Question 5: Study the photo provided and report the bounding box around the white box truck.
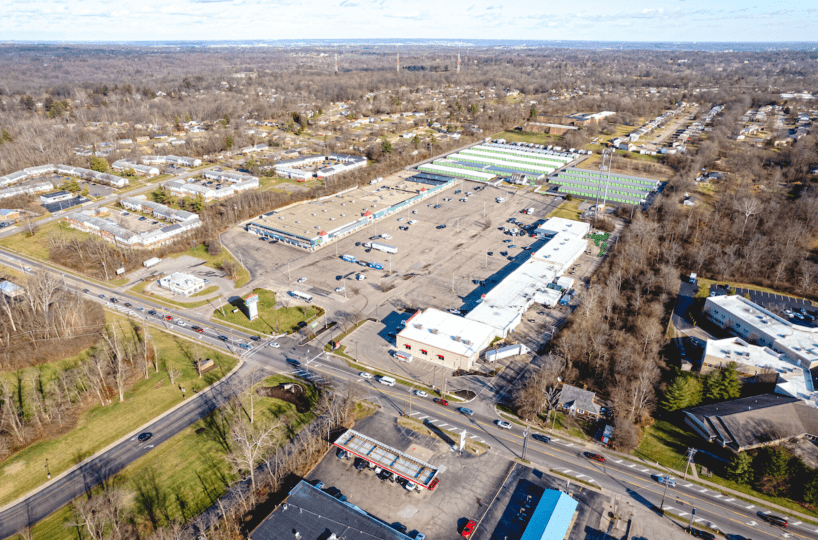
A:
[485,344,531,362]
[143,257,161,268]
[370,242,398,254]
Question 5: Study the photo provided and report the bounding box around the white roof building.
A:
[530,231,587,273]
[158,272,206,297]
[534,217,590,239]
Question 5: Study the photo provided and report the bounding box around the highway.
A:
[0,246,815,539]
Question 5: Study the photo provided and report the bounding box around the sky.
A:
[0,0,816,43]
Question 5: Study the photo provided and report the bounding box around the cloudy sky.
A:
[0,0,815,42]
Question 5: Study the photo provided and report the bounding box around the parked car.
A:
[585,452,606,463]
[336,448,348,460]
[686,528,716,540]
[269,342,280,348]
[312,480,325,490]
[461,520,476,538]
[297,277,307,283]
[459,407,474,416]
[436,224,447,229]
[335,286,345,293]
[532,434,551,443]
[414,390,428,398]
[404,479,417,491]
[433,398,449,406]
[359,372,373,379]
[354,457,368,471]
[495,420,512,430]
[757,512,788,528]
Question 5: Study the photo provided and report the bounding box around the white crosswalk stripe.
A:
[723,498,734,502]
[745,505,755,509]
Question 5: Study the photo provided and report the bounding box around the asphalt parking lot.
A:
[707,284,817,327]
[306,411,514,540]
[224,180,563,325]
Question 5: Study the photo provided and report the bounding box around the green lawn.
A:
[15,374,319,539]
[547,200,584,221]
[0,220,86,261]
[169,243,251,288]
[0,320,238,507]
[212,288,320,335]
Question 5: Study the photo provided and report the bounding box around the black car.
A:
[217,335,229,341]
[336,275,343,280]
[98,294,106,299]
[436,224,447,229]
[354,458,367,471]
[336,448,348,459]
[394,524,407,534]
[286,359,302,368]
[110,297,118,303]
[148,310,157,316]
[137,432,153,443]
[84,289,90,294]
[250,336,261,341]
[532,434,551,443]
[379,469,394,482]
[487,251,493,256]
[757,512,787,528]
[434,205,442,209]
[686,528,715,540]
[124,303,132,308]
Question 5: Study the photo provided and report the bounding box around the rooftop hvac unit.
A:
[430,328,439,334]
[453,336,462,342]
[463,339,472,346]
[414,324,423,330]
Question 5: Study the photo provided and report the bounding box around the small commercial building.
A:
[40,191,74,204]
[250,480,412,540]
[158,272,206,297]
[530,231,586,274]
[520,490,578,540]
[396,308,496,370]
[0,280,24,300]
[534,217,590,239]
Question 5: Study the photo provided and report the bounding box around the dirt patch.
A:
[451,389,476,400]
[256,383,311,413]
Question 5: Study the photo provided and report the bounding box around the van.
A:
[378,376,396,386]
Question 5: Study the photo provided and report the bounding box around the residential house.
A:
[557,384,601,418]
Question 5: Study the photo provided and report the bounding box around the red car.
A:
[585,452,605,463]
[164,315,173,321]
[461,520,476,538]
[192,326,204,333]
[433,398,449,407]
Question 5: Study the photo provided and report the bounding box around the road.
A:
[0,249,815,539]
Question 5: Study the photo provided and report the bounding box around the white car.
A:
[356,274,365,280]
[24,266,32,272]
[297,277,307,283]
[496,420,513,430]
[269,342,280,348]
[414,390,428,398]
[335,286,345,293]
[412,210,418,214]
[408,220,418,225]
[359,372,373,379]
[176,320,186,326]
[397,217,405,222]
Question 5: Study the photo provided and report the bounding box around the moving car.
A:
[286,359,302,368]
[137,432,153,443]
[532,434,551,443]
[269,342,280,348]
[461,520,476,538]
[495,420,512,430]
[110,297,119,303]
[359,372,373,379]
[176,320,186,326]
[585,452,606,463]
[238,343,251,350]
[217,335,229,341]
[433,398,449,406]
[757,512,788,528]
[414,390,428,398]
[686,528,715,540]
[124,303,132,308]
[148,310,157,316]
[24,266,32,272]
[192,326,204,333]
[459,407,474,416]
[164,315,173,321]
[652,474,676,487]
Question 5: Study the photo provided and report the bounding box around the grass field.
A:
[0,318,238,507]
[547,200,584,220]
[212,288,320,335]
[0,221,85,261]
[169,243,251,288]
[16,374,319,539]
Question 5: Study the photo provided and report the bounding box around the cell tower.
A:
[457,46,461,74]
[396,47,400,72]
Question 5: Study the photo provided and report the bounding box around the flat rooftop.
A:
[251,171,429,241]
[399,308,497,357]
[531,231,587,271]
[333,429,439,489]
[535,217,590,238]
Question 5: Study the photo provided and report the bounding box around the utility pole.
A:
[521,424,529,461]
[683,448,696,480]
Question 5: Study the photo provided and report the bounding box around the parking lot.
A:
[306,411,514,540]
[708,284,817,328]
[223,180,563,329]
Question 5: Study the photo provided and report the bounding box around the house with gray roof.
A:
[557,384,601,418]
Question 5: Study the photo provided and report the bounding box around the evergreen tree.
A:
[529,105,538,120]
[725,452,753,484]
[704,362,742,401]
[803,469,818,506]
[660,376,703,411]
[90,156,108,173]
[381,138,393,154]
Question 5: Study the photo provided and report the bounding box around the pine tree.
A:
[660,376,702,411]
[705,362,741,401]
[725,452,753,484]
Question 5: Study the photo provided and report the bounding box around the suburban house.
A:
[684,393,818,453]
[557,384,601,418]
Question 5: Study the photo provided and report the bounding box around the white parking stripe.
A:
[409,412,419,416]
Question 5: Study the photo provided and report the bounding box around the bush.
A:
[204,238,222,256]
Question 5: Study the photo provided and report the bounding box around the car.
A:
[139,216,147,221]
[436,224,447,229]
[434,204,442,209]
[335,287,345,293]
[509,245,517,248]
[459,407,474,416]
[148,310,157,316]
[164,315,173,321]
[585,452,606,463]
[487,251,493,256]
[532,434,551,443]
[652,474,676,487]
[433,398,449,406]
[336,448,348,460]
[176,320,186,326]
[217,335,229,341]
[414,390,428,398]
[408,220,417,225]
[397,217,405,221]
[152,221,158,225]
[496,420,512,430]
[404,479,417,491]
[686,528,716,540]
[399,226,408,230]
[286,359,302,368]
[503,239,512,243]
[312,480,325,490]
[356,273,365,280]
[137,307,144,312]
[757,512,788,527]
[109,297,119,303]
[455,190,461,194]
[354,457,367,471]
[461,520,476,537]
[394,524,407,534]
[83,289,90,294]
[269,342,280,348]
[238,343,251,350]
[124,302,132,308]
[460,198,467,202]
[336,275,343,280]
[192,326,204,333]
[297,277,307,283]
[137,432,153,443]
[359,372,373,379]
[412,210,418,214]
[250,335,261,341]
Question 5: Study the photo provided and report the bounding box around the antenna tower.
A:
[396,47,400,72]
